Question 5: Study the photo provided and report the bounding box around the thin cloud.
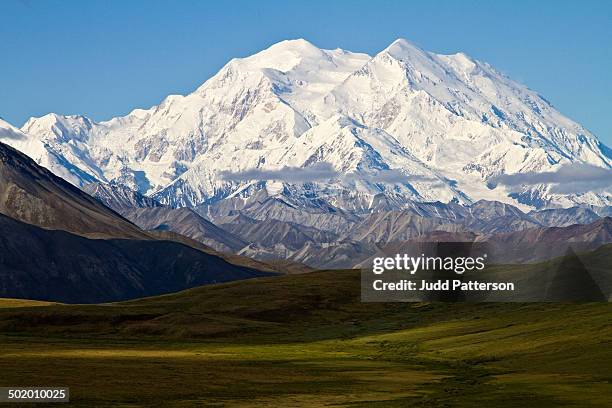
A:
[494,163,612,194]
[344,169,433,184]
[219,163,431,185]
[219,162,337,183]
[0,127,26,141]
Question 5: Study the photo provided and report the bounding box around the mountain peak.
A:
[238,38,328,73]
[274,38,317,49]
[383,38,426,58]
[21,112,94,144]
[23,112,94,130]
[8,39,612,210]
[234,38,367,77]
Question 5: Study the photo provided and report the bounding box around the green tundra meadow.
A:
[0,265,610,407]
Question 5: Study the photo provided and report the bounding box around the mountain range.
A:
[1,38,611,299]
[1,38,610,212]
[80,180,612,270]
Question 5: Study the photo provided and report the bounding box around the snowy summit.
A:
[1,39,610,210]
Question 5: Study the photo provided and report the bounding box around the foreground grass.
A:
[0,270,610,407]
[0,298,57,308]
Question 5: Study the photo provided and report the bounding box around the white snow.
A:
[4,38,611,210]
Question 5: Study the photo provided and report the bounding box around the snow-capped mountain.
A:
[0,118,98,186]
[4,38,611,210]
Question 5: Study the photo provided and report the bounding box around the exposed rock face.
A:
[528,207,602,227]
[121,207,248,253]
[83,181,164,213]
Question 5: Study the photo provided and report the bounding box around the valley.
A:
[0,269,610,407]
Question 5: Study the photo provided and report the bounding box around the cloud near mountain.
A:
[494,163,612,194]
[343,169,434,185]
[219,162,338,183]
[0,125,25,140]
[219,163,424,185]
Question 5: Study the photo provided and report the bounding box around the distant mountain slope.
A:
[483,217,612,246]
[7,39,610,210]
[0,142,145,239]
[344,211,468,243]
[83,181,163,213]
[198,189,360,235]
[480,217,612,263]
[121,207,248,253]
[197,193,608,267]
[145,228,312,274]
[591,206,612,217]
[234,212,612,269]
[289,241,379,270]
[528,206,602,227]
[0,214,271,303]
[220,218,337,251]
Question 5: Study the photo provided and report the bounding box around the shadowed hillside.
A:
[0,214,272,303]
[0,142,145,239]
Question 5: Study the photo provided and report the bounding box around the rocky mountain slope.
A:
[479,217,612,263]
[198,191,612,268]
[0,142,145,239]
[121,207,247,253]
[83,181,163,213]
[0,141,272,302]
[315,216,612,269]
[527,207,602,227]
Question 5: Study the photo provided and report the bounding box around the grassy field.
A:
[0,298,57,308]
[0,269,610,407]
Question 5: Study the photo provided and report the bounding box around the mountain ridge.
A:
[0,213,270,303]
[0,141,146,239]
[2,38,610,211]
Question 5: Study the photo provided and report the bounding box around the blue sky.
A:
[1,0,611,144]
